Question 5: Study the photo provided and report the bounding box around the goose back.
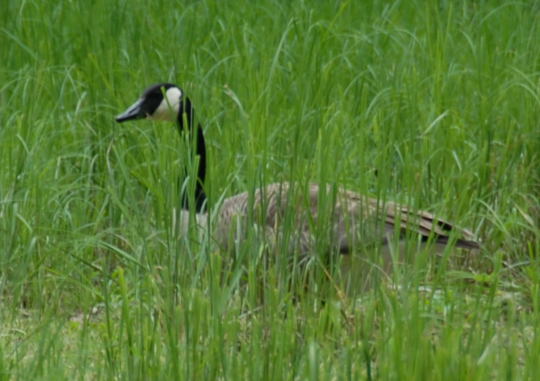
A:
[211,182,479,255]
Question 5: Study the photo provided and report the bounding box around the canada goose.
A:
[116,83,480,288]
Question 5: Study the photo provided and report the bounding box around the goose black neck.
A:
[177,96,207,213]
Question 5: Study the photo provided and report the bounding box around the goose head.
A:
[115,82,207,212]
[116,83,184,123]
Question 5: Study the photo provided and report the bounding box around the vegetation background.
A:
[0,0,538,379]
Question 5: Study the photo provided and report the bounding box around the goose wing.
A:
[212,183,479,253]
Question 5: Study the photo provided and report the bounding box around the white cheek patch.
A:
[149,87,182,121]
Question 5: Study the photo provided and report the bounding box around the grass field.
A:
[1,0,539,379]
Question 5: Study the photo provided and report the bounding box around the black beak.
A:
[115,98,146,123]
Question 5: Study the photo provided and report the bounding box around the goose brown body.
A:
[211,182,479,254]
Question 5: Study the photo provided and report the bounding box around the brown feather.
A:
[209,182,480,254]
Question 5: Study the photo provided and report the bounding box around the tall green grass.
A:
[1,0,539,379]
